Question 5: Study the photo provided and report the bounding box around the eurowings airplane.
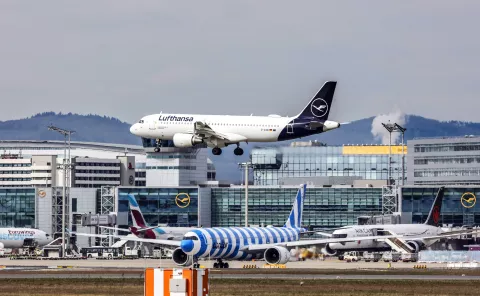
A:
[73,185,474,268]
[98,194,193,241]
[0,228,52,249]
[319,187,474,256]
[130,81,342,155]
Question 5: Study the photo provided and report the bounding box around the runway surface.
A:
[0,271,479,281]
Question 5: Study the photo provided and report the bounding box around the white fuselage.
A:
[131,113,293,143]
[328,224,442,252]
[0,228,52,249]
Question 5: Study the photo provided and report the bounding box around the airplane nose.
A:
[130,124,137,134]
[180,240,194,253]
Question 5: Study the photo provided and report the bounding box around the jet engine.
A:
[172,133,204,147]
[320,244,337,256]
[406,241,424,253]
[172,248,193,266]
[264,246,291,264]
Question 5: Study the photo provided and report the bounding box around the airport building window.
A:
[117,187,199,227]
[211,187,382,228]
[0,188,35,227]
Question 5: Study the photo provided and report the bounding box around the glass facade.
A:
[401,187,480,226]
[0,188,35,227]
[211,187,382,228]
[408,138,480,185]
[252,144,406,186]
[117,187,199,227]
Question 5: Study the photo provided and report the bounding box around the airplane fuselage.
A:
[181,226,301,260]
[130,113,340,144]
[328,224,442,252]
[0,228,52,249]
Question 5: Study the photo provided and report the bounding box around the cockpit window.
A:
[138,120,144,124]
[183,236,198,241]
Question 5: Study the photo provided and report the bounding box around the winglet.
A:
[284,184,306,229]
[424,187,445,227]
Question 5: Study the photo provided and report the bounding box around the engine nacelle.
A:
[264,246,291,264]
[172,133,204,148]
[406,241,424,253]
[320,243,337,256]
[172,248,193,266]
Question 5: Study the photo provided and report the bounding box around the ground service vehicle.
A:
[401,253,418,262]
[81,247,119,259]
[344,251,362,262]
[363,252,382,262]
[382,252,401,262]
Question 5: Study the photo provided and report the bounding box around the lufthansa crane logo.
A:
[38,190,46,198]
[461,192,476,208]
[310,98,328,118]
[175,193,190,208]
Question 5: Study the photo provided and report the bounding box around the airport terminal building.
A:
[2,138,480,250]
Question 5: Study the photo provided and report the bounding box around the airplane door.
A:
[287,119,294,134]
[149,120,155,130]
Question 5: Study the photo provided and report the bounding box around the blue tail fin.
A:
[284,184,306,228]
[296,81,337,120]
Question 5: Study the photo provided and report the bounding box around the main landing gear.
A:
[234,144,244,156]
[212,147,222,155]
[211,144,243,156]
[213,259,229,269]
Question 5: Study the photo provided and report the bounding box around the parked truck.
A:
[382,252,401,262]
[344,251,362,262]
[363,252,382,262]
[401,253,418,262]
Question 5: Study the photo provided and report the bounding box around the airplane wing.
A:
[194,122,229,140]
[98,226,131,233]
[246,228,480,252]
[245,233,408,252]
[70,231,181,248]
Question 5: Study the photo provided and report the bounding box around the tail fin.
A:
[296,81,337,120]
[128,194,148,228]
[284,184,306,228]
[424,187,445,227]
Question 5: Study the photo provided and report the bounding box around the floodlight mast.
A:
[381,123,406,186]
[47,125,75,258]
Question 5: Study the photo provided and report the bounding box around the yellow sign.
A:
[461,192,476,208]
[342,145,408,155]
[175,193,190,208]
[38,190,46,198]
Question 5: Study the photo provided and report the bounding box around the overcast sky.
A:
[1,1,479,124]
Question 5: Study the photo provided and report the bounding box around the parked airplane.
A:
[73,185,470,268]
[0,228,52,249]
[130,81,342,155]
[320,187,474,256]
[98,194,193,241]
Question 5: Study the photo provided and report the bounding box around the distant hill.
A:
[1,112,480,182]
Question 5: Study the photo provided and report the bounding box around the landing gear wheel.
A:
[224,262,229,268]
[154,147,160,153]
[213,263,219,268]
[212,147,222,155]
[234,147,244,156]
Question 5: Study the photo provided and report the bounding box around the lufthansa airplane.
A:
[130,81,341,156]
[72,185,472,268]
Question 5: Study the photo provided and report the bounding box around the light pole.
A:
[238,162,252,227]
[48,125,75,257]
[381,123,406,185]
